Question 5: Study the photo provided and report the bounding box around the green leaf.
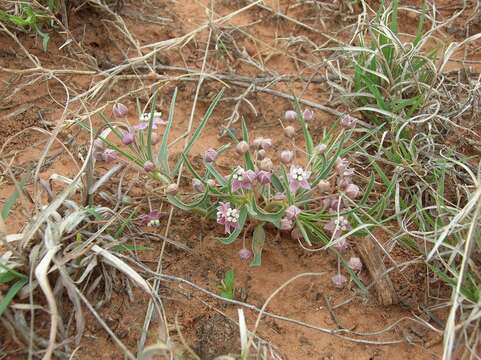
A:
[2,176,27,220]
[0,278,27,317]
[173,89,224,175]
[113,244,152,252]
[250,224,266,267]
[158,88,178,175]
[224,269,234,288]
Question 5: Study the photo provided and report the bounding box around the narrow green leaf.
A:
[250,223,266,267]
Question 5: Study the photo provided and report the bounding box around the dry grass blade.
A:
[34,246,60,360]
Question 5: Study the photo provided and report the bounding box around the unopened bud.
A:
[203,148,218,163]
[112,103,128,118]
[345,184,360,199]
[257,149,266,159]
[143,161,155,172]
[192,178,205,192]
[284,126,296,138]
[284,110,297,121]
[236,141,249,155]
[122,132,135,145]
[165,183,178,195]
[317,180,331,193]
[259,157,273,171]
[315,143,327,154]
[260,138,273,150]
[280,150,294,164]
[303,109,314,121]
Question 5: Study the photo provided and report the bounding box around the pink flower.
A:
[139,210,161,226]
[288,166,310,193]
[232,167,256,192]
[216,202,240,234]
[280,217,293,230]
[285,205,301,220]
[113,103,128,118]
[340,114,357,128]
[333,238,350,253]
[122,131,135,145]
[133,116,166,131]
[303,108,314,121]
[331,274,347,288]
[273,192,286,201]
[101,149,117,162]
[348,257,363,272]
[239,248,252,260]
[324,216,351,238]
[256,170,272,185]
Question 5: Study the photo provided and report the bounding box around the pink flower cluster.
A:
[217,202,240,234]
[230,166,272,192]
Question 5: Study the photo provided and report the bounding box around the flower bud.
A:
[334,238,349,253]
[165,183,178,195]
[280,150,294,164]
[284,110,297,121]
[239,248,252,261]
[317,180,331,193]
[280,217,293,231]
[112,103,128,118]
[236,141,249,155]
[101,149,117,162]
[315,143,327,154]
[260,138,273,150]
[253,137,264,149]
[291,228,302,241]
[143,160,155,172]
[151,133,160,145]
[340,114,357,128]
[348,257,363,272]
[284,126,296,138]
[257,149,266,159]
[207,179,217,187]
[303,108,314,121]
[285,205,301,220]
[345,184,360,199]
[192,178,205,193]
[203,148,218,163]
[259,157,273,172]
[94,138,105,150]
[256,170,272,185]
[273,192,286,201]
[122,131,135,145]
[331,274,347,289]
[338,177,352,188]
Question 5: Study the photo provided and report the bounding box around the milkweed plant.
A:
[93,88,368,289]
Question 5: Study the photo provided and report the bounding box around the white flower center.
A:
[226,208,240,223]
[148,219,160,227]
[293,167,306,181]
[233,168,245,181]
